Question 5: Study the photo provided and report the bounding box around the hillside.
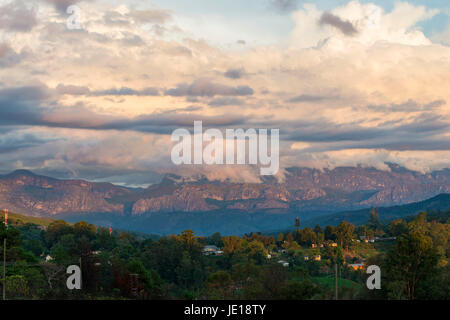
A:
[0,165,449,235]
[301,193,450,227]
[0,210,55,228]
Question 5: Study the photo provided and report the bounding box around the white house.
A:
[202,245,223,256]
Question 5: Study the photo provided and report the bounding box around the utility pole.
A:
[2,238,5,300]
[3,208,8,300]
[334,263,338,300]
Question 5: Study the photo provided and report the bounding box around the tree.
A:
[277,233,284,246]
[204,270,232,299]
[126,259,163,298]
[324,226,335,241]
[244,240,267,264]
[389,219,408,237]
[178,230,198,248]
[223,236,243,257]
[207,232,223,247]
[314,225,323,235]
[279,279,320,300]
[368,208,381,230]
[260,264,288,299]
[285,232,294,244]
[385,231,440,300]
[335,221,355,249]
[45,220,72,247]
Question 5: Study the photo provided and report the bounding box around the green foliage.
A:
[0,207,448,300]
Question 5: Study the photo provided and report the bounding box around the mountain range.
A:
[0,163,449,234]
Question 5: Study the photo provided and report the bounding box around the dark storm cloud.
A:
[0,84,249,134]
[0,0,38,32]
[319,12,358,36]
[1,85,447,153]
[253,108,450,152]
[165,79,254,97]
[270,0,299,13]
[43,0,95,13]
[224,68,245,79]
[0,133,55,154]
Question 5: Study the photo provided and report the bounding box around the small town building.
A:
[349,263,364,270]
[202,245,223,256]
[277,260,289,267]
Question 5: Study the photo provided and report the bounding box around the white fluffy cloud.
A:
[0,0,448,184]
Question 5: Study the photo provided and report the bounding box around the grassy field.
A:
[1,211,55,228]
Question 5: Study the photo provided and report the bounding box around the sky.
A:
[0,0,449,186]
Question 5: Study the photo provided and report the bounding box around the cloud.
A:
[55,84,160,96]
[0,0,448,183]
[270,0,299,13]
[319,12,358,36]
[0,0,38,32]
[165,79,254,97]
[0,43,27,67]
[209,97,244,107]
[286,94,338,103]
[0,131,54,154]
[91,87,160,96]
[129,8,172,24]
[224,68,245,79]
[43,0,95,12]
[0,84,249,133]
[290,1,438,49]
[356,99,446,113]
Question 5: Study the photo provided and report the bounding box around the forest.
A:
[0,209,449,300]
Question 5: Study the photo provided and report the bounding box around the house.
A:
[45,255,53,262]
[202,245,223,256]
[329,242,338,247]
[313,255,321,261]
[349,263,364,270]
[304,256,310,261]
[277,260,289,267]
[360,235,374,243]
[266,254,272,259]
[311,243,317,248]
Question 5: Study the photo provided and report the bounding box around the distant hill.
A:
[1,210,55,228]
[300,193,450,228]
[1,165,449,235]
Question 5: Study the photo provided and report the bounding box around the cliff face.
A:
[131,165,450,215]
[0,170,131,216]
[1,165,449,217]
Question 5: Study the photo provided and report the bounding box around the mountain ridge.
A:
[0,164,449,223]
